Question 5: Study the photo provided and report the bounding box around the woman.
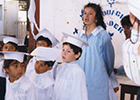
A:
[78,3,115,100]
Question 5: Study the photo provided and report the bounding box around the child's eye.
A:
[84,12,86,15]
[40,64,44,67]
[36,61,39,64]
[68,51,71,53]
[14,65,18,67]
[10,47,13,49]
[4,46,8,49]
[90,13,92,15]
[21,64,25,67]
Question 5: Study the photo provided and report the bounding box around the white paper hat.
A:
[128,0,140,20]
[34,28,60,47]
[62,32,89,48]
[3,37,19,45]
[30,46,61,61]
[1,51,29,62]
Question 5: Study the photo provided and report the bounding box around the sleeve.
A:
[109,72,119,88]
[26,83,35,100]
[5,79,16,100]
[102,32,115,76]
[71,69,88,100]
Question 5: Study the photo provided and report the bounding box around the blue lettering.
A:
[114,23,119,29]
[107,10,111,15]
[103,11,106,16]
[109,21,113,26]
[120,14,123,19]
[115,11,121,17]
[118,27,123,33]
[111,10,115,15]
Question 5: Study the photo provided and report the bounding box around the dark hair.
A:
[83,3,106,30]
[3,60,28,69]
[44,61,55,67]
[63,42,82,60]
[2,42,18,50]
[36,36,52,47]
[121,15,132,27]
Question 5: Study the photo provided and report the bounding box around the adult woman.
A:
[78,3,115,100]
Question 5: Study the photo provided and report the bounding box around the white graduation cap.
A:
[3,37,19,45]
[34,28,60,47]
[62,32,89,48]
[0,51,29,62]
[128,0,140,20]
[30,46,61,61]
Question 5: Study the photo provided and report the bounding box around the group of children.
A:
[0,28,89,100]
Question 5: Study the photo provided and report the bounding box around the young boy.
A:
[3,51,35,100]
[52,32,88,100]
[27,46,61,100]
[25,28,59,79]
[0,76,16,100]
[0,36,19,77]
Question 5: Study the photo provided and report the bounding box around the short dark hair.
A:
[36,36,52,47]
[3,59,28,69]
[63,42,82,60]
[2,42,18,50]
[44,61,55,67]
[121,15,132,27]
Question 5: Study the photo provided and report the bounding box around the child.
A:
[25,28,59,79]
[52,32,88,100]
[3,51,35,100]
[0,76,16,100]
[0,36,19,77]
[27,46,61,100]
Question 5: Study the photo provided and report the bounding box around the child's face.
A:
[62,44,78,63]
[36,40,48,47]
[35,60,52,74]
[5,60,25,82]
[2,43,16,51]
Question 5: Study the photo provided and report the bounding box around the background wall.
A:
[40,0,129,68]
[4,0,18,36]
[0,0,4,35]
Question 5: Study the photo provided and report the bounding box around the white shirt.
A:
[28,70,54,100]
[52,61,88,100]
[25,57,36,77]
[4,78,16,100]
[8,75,35,100]
[122,38,140,85]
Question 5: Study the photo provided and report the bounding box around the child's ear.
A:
[75,52,81,59]
[48,66,52,70]
[4,68,9,74]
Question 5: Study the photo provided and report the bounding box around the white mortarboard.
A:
[62,32,89,48]
[3,37,19,45]
[30,46,61,61]
[0,51,29,62]
[128,0,140,20]
[34,28,60,47]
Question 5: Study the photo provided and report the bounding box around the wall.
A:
[0,0,4,34]
[39,0,129,67]
[4,0,18,36]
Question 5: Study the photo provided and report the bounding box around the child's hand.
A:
[114,87,119,93]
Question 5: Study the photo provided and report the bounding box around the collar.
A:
[79,26,104,37]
